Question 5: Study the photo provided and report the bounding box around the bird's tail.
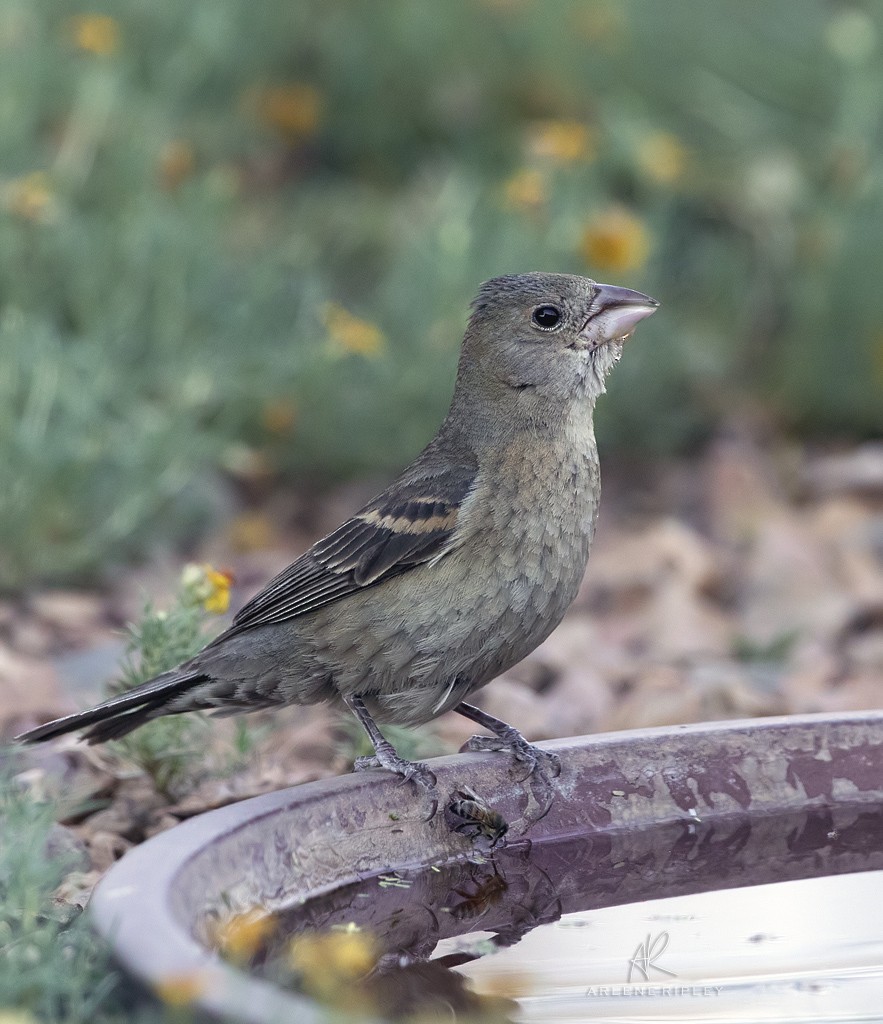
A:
[16,669,208,745]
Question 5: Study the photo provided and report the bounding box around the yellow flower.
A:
[529,120,596,164]
[3,171,57,224]
[580,206,650,273]
[503,168,547,211]
[322,303,385,358]
[180,564,234,614]
[255,84,322,140]
[153,972,207,1007]
[204,568,232,613]
[68,14,119,56]
[214,909,275,963]
[290,929,378,1004]
[158,140,196,190]
[637,132,687,185]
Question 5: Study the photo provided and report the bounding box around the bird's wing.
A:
[220,462,478,636]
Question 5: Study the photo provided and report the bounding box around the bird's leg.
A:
[454,702,561,783]
[343,694,438,803]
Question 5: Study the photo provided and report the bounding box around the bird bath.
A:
[91,712,883,1022]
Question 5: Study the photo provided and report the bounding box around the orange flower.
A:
[529,120,596,164]
[256,84,321,140]
[503,168,547,211]
[68,14,119,55]
[322,303,385,358]
[580,207,650,273]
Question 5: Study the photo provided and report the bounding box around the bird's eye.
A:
[531,305,562,330]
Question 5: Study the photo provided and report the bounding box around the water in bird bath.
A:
[228,803,883,1022]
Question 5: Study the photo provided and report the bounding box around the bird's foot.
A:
[353,741,438,815]
[462,727,561,785]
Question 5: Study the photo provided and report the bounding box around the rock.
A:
[475,678,557,740]
[44,824,90,873]
[524,617,636,688]
[644,578,734,659]
[0,600,16,632]
[703,434,789,544]
[780,642,841,712]
[804,443,883,498]
[31,591,105,639]
[0,644,67,735]
[82,776,166,843]
[544,664,612,737]
[434,677,558,750]
[809,672,883,715]
[144,813,182,838]
[603,664,698,730]
[845,624,883,674]
[82,830,133,873]
[688,658,784,719]
[583,518,722,601]
[8,617,54,657]
[738,512,854,646]
[52,640,127,704]
[52,869,103,913]
[809,499,883,603]
[602,658,780,731]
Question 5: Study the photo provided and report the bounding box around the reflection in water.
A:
[236,804,883,1021]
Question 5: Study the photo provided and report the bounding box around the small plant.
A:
[733,631,799,665]
[0,769,170,1022]
[108,564,233,799]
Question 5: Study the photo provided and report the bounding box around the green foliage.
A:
[733,630,799,666]
[0,770,170,1022]
[2,0,881,588]
[107,568,221,798]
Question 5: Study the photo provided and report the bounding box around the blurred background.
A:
[1,0,881,589]
[0,4,881,1018]
[3,0,883,772]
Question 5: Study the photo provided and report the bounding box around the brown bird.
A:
[19,273,658,802]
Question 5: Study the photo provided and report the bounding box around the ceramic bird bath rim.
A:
[90,710,883,1024]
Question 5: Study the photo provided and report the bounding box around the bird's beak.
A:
[578,283,660,352]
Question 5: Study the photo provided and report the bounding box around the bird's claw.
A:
[353,750,438,816]
[461,732,561,785]
[354,753,437,787]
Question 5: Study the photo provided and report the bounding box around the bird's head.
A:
[459,272,658,412]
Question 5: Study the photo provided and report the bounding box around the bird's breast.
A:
[301,418,602,720]
[472,424,601,607]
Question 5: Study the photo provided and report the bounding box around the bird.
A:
[19,273,658,804]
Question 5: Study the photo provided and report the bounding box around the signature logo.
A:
[627,931,677,982]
